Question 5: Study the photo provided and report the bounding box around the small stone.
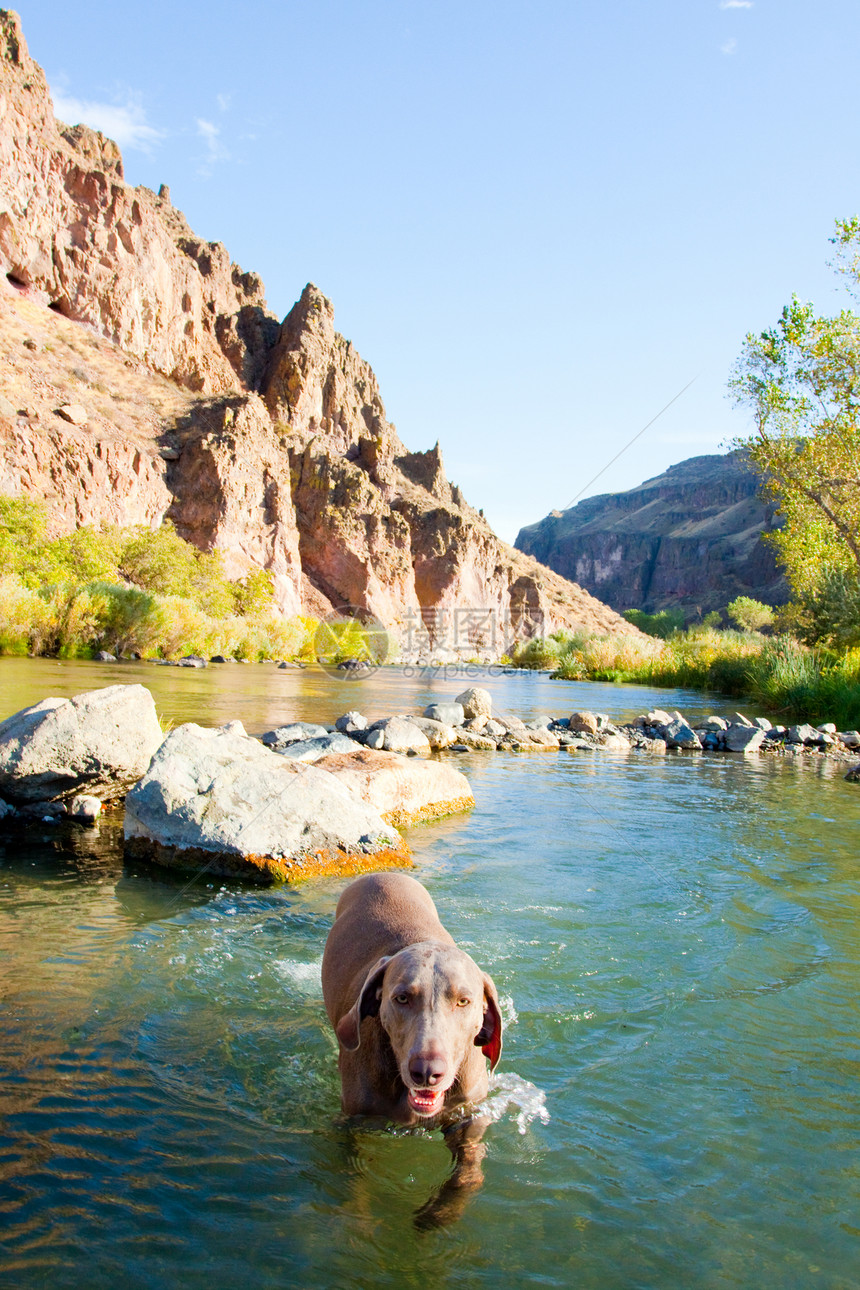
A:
[600,733,631,751]
[647,709,673,727]
[261,722,329,747]
[451,728,497,751]
[753,717,773,731]
[335,710,368,734]
[728,712,754,727]
[364,728,385,750]
[699,715,728,732]
[424,702,465,726]
[838,731,860,748]
[663,717,701,750]
[816,723,837,735]
[786,724,819,745]
[69,794,103,823]
[844,763,860,782]
[370,716,431,755]
[724,725,766,754]
[569,711,599,735]
[454,687,493,720]
[276,733,356,763]
[404,717,456,749]
[95,650,117,662]
[56,403,89,426]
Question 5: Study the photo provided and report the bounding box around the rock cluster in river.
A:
[1,681,858,886]
[283,689,860,766]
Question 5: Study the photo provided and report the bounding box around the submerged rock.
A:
[0,684,163,803]
[124,722,410,884]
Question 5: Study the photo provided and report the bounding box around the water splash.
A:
[479,1070,551,1135]
[270,957,323,993]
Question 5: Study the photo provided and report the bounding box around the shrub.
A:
[727,596,775,632]
[622,607,685,639]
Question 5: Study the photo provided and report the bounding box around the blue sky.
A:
[18,0,860,541]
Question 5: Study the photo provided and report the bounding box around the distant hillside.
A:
[514,452,789,618]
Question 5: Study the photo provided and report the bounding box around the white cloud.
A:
[720,2,753,8]
[216,92,231,113]
[720,37,738,54]
[196,117,230,173]
[50,89,163,152]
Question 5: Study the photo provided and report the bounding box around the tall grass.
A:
[513,627,860,728]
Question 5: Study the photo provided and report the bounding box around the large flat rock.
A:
[123,722,411,884]
[315,747,474,828]
[0,684,163,802]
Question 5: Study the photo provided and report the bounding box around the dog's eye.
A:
[457,997,471,1007]
[394,993,410,1005]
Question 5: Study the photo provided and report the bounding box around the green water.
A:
[1,660,858,1288]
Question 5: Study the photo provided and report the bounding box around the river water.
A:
[1,659,858,1289]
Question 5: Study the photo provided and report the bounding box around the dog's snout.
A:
[409,1052,447,1087]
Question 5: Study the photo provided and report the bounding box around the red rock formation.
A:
[0,9,639,652]
[0,10,277,394]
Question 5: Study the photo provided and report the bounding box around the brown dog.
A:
[322,872,502,1224]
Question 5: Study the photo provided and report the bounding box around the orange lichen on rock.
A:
[124,836,413,886]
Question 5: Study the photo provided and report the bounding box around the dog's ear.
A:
[335,956,391,1052]
[475,972,503,1070]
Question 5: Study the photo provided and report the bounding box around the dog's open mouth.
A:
[407,1087,446,1116]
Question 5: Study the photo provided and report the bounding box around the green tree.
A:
[726,596,775,633]
[730,219,860,603]
[232,568,275,617]
[0,495,47,577]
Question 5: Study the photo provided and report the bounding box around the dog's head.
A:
[335,940,502,1117]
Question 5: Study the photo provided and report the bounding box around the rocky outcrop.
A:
[0,10,277,393]
[0,9,638,652]
[123,720,412,884]
[515,453,790,618]
[0,683,163,802]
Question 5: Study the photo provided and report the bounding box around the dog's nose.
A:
[409,1053,446,1087]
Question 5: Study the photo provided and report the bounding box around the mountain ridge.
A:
[0,8,637,657]
[515,452,789,617]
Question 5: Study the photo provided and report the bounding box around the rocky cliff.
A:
[515,453,789,618]
[0,9,635,656]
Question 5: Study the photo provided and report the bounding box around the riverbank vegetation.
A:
[510,627,860,728]
[0,495,320,661]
